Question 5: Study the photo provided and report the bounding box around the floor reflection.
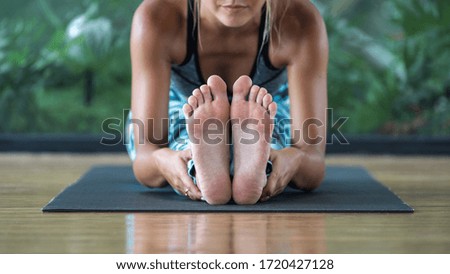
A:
[126,213,326,254]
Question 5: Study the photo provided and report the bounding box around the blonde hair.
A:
[263,0,273,46]
[193,0,274,51]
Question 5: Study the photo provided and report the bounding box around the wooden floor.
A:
[0,153,449,254]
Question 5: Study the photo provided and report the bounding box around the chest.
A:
[196,33,259,88]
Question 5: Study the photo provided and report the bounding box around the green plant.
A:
[324,4,400,134]
[38,0,137,105]
[0,0,139,133]
[1,0,448,135]
[318,0,450,135]
[0,20,51,133]
[389,0,450,134]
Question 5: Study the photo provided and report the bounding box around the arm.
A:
[130,2,201,199]
[261,4,328,200]
[285,6,328,190]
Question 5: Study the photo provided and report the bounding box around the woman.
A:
[126,0,328,205]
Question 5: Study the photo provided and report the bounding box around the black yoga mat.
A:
[42,165,414,213]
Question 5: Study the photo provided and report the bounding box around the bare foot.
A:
[230,76,277,205]
[183,75,232,205]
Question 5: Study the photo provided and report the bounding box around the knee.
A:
[132,162,167,188]
[299,182,320,193]
[293,170,325,193]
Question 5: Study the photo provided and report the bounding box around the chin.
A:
[218,15,252,28]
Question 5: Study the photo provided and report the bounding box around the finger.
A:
[261,175,277,202]
[261,185,269,199]
[174,179,197,200]
[167,178,188,198]
[180,149,193,161]
[265,177,290,201]
[260,193,272,203]
[273,187,284,198]
[181,173,202,200]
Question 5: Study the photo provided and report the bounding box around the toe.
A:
[248,85,260,102]
[232,75,252,101]
[193,89,205,105]
[188,95,198,109]
[268,102,278,119]
[200,85,213,103]
[256,88,268,105]
[183,104,194,118]
[207,75,228,101]
[262,93,273,109]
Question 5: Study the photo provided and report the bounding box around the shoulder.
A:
[131,0,187,60]
[274,0,326,39]
[132,0,185,37]
[272,0,328,65]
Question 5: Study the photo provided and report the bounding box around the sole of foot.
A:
[183,75,232,205]
[230,76,277,205]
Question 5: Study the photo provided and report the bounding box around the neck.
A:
[198,5,262,36]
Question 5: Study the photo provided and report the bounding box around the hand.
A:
[155,148,202,200]
[260,148,300,202]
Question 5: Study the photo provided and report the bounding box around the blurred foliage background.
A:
[0,0,449,135]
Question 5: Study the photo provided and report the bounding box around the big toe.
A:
[232,75,252,101]
[207,75,227,101]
